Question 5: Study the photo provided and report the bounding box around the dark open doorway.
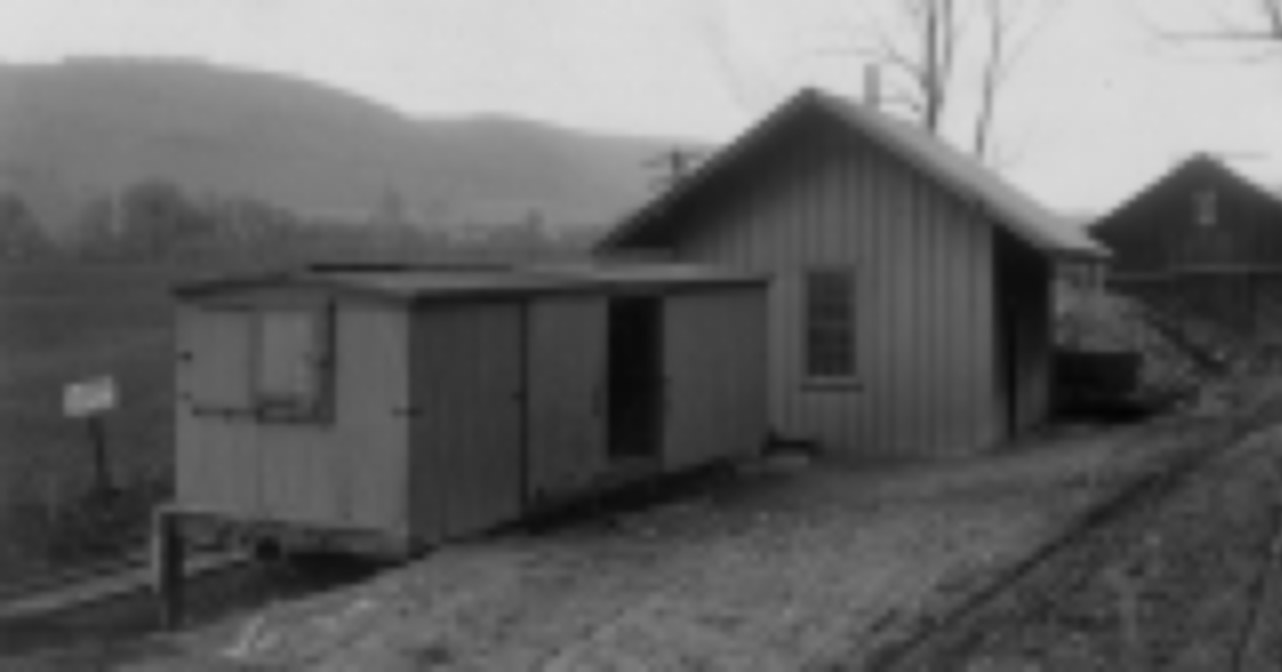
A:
[993,228,1052,439]
[607,296,664,460]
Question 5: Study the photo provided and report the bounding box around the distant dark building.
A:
[1090,154,1282,341]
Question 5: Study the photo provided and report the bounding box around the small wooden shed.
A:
[599,88,1105,461]
[169,263,766,555]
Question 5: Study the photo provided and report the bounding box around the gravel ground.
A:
[99,419,1217,672]
[877,423,1282,671]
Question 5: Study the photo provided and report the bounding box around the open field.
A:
[0,263,196,583]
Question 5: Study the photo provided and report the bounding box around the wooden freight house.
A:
[168,264,766,558]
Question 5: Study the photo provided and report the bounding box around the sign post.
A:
[63,376,118,495]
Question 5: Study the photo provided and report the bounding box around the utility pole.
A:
[645,148,704,192]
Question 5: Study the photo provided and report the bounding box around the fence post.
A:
[86,416,113,494]
[151,506,186,629]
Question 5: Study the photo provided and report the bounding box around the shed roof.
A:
[174,262,765,302]
[598,88,1104,259]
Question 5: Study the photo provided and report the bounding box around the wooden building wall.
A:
[176,297,410,531]
[1093,159,1282,344]
[650,117,1006,460]
[178,278,768,548]
[407,301,524,544]
[525,295,608,503]
[662,287,768,468]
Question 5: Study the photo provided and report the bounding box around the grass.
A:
[0,262,200,585]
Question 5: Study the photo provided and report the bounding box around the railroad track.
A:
[862,408,1281,672]
[1230,455,1282,671]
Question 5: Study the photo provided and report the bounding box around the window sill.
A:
[801,378,864,393]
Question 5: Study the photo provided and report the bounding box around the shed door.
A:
[412,303,524,540]
[527,296,608,502]
[663,291,768,470]
[176,306,259,515]
[256,306,343,525]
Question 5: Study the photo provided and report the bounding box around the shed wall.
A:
[175,300,410,531]
[653,120,1001,459]
[407,302,524,544]
[662,287,768,468]
[526,295,609,502]
[175,304,257,515]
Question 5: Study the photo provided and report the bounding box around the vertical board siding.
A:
[662,288,768,469]
[408,302,523,543]
[177,300,409,532]
[335,306,409,529]
[176,305,258,515]
[672,122,1002,460]
[527,296,609,501]
[255,305,409,528]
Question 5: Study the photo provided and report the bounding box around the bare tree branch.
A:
[973,0,1007,161]
[972,0,1062,163]
[843,0,1056,166]
[1152,0,1282,48]
[687,0,770,114]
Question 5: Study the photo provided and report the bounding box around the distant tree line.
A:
[0,179,598,266]
[0,193,56,260]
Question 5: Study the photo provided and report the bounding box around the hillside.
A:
[0,59,692,234]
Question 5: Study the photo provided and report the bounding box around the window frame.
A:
[801,266,860,387]
[1194,188,1218,228]
[250,302,336,424]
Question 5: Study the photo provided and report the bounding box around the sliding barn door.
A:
[526,296,608,503]
[662,290,768,470]
[410,303,524,540]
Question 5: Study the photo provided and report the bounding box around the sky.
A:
[0,0,1279,215]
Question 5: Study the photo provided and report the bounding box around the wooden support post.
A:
[87,415,113,494]
[151,507,186,629]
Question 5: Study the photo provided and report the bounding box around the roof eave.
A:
[597,89,829,252]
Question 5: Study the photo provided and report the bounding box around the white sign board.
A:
[64,376,117,418]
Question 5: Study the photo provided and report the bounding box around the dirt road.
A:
[104,419,1220,672]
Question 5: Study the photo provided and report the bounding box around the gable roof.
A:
[1090,153,1282,235]
[598,88,1104,259]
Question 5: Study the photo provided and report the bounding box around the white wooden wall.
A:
[175,300,410,532]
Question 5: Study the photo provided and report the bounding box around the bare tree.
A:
[875,0,963,135]
[1144,0,1281,60]
[1180,0,1281,43]
[973,0,1009,161]
[837,0,1059,163]
[687,0,1059,163]
[1257,0,1282,39]
[686,0,784,114]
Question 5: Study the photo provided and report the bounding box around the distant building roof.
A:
[599,88,1105,259]
[1092,153,1282,231]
